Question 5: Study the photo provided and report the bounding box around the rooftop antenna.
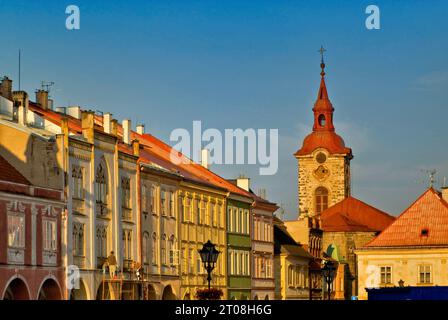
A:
[420,169,437,188]
[18,49,21,91]
[41,81,55,93]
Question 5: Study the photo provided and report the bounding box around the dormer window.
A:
[421,228,429,236]
[318,114,326,127]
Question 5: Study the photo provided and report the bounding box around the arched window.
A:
[143,232,150,264]
[169,235,175,265]
[161,234,167,265]
[152,233,158,265]
[318,114,326,127]
[95,163,107,205]
[315,187,328,215]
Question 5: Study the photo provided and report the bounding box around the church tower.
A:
[294,50,352,219]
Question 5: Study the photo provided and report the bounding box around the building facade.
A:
[357,188,448,300]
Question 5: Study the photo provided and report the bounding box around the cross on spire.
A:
[318,46,326,77]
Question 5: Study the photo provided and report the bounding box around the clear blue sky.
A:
[1,0,447,219]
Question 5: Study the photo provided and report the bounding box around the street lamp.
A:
[198,240,220,290]
[322,260,336,301]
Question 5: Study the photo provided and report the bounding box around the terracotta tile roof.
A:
[28,103,252,199]
[365,188,448,248]
[0,154,30,185]
[321,196,395,232]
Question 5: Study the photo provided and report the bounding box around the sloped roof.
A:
[0,154,30,185]
[321,196,395,232]
[28,102,253,199]
[365,188,448,248]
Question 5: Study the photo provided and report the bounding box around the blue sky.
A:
[1,0,448,219]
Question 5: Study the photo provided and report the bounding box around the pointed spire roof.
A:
[365,188,448,247]
[294,51,351,157]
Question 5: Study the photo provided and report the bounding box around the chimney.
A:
[442,187,448,203]
[201,148,210,169]
[0,76,13,100]
[132,139,140,157]
[35,90,49,110]
[103,113,112,134]
[12,91,29,126]
[236,176,250,192]
[55,107,66,114]
[110,119,118,136]
[81,110,95,143]
[122,119,131,144]
[136,124,145,135]
[67,106,81,119]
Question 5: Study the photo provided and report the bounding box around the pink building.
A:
[0,155,65,300]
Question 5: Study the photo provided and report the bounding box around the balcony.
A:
[121,207,132,222]
[96,203,109,218]
[72,198,85,215]
[73,255,86,269]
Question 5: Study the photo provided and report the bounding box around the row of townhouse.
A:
[0,76,278,300]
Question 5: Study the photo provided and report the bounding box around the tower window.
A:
[315,186,328,215]
[318,114,326,127]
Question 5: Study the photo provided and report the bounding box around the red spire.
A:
[294,50,352,157]
[312,60,334,132]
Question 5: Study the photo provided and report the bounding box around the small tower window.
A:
[318,114,326,127]
[315,186,328,215]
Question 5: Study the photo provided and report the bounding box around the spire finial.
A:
[318,45,326,77]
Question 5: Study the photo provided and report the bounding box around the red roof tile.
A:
[365,188,448,247]
[0,154,30,185]
[321,196,395,232]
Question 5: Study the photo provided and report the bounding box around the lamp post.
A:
[198,240,220,290]
[322,260,336,301]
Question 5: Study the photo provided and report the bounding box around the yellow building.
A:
[356,188,448,300]
[178,181,227,300]
[274,217,313,300]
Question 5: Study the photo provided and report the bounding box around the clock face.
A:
[316,152,327,164]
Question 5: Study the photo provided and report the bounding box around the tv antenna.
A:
[420,169,437,188]
[41,81,55,93]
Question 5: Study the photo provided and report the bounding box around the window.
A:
[143,232,150,264]
[206,201,212,225]
[96,226,108,259]
[43,219,57,251]
[234,208,238,233]
[152,233,158,265]
[245,210,250,234]
[95,163,107,205]
[73,223,85,256]
[315,187,328,215]
[318,114,326,127]
[169,192,175,217]
[169,235,175,265]
[72,166,84,199]
[201,200,206,225]
[121,177,131,209]
[150,186,156,213]
[122,229,132,260]
[141,185,147,213]
[380,266,392,285]
[184,197,191,222]
[8,214,25,248]
[211,203,217,227]
[189,249,194,274]
[161,190,166,215]
[239,209,243,233]
[288,265,294,287]
[195,199,201,224]
[181,247,187,274]
[161,234,167,265]
[228,207,233,231]
[266,258,272,278]
[419,265,432,284]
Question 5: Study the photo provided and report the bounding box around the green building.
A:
[226,195,253,300]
